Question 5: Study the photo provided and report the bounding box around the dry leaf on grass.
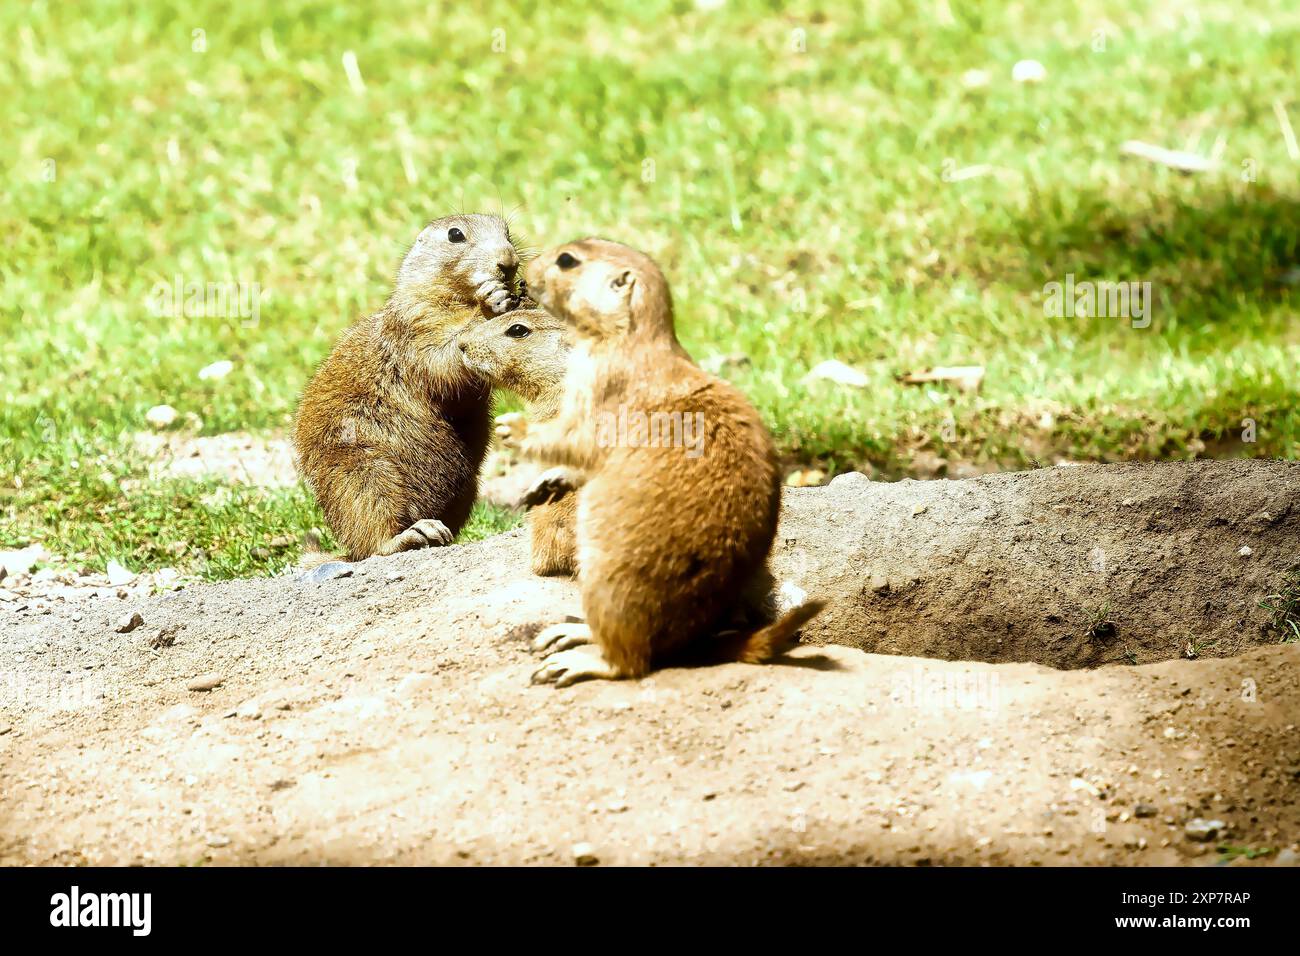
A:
[1119,140,1218,173]
[896,365,986,392]
[804,359,870,388]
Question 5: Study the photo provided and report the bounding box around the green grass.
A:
[1216,844,1275,861]
[2,0,1298,579]
[1259,567,1300,642]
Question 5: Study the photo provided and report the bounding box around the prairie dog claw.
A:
[520,466,578,508]
[532,622,593,655]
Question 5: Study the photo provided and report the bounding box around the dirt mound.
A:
[781,460,1298,668]
[0,460,1296,866]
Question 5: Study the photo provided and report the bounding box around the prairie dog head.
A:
[395,213,523,314]
[524,238,677,348]
[457,308,570,405]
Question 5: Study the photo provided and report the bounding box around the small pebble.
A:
[297,562,354,585]
[785,468,826,487]
[1184,818,1225,842]
[115,611,144,634]
[106,560,136,586]
[155,567,181,589]
[1012,59,1047,83]
[1134,803,1158,818]
[151,624,182,650]
[187,673,224,692]
[572,842,599,866]
[1238,546,1252,557]
[145,404,178,429]
[828,471,871,489]
[198,360,233,381]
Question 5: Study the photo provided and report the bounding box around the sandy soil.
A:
[131,431,299,489]
[786,459,1300,667]
[0,461,1296,866]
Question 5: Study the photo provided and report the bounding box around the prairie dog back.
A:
[518,238,822,684]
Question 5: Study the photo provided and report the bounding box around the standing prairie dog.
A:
[518,238,824,685]
[457,309,578,576]
[294,214,525,561]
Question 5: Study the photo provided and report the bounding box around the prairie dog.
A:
[518,238,823,685]
[294,214,525,561]
[458,309,570,418]
[457,309,577,576]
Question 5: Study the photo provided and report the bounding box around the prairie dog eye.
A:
[448,227,467,243]
[505,324,532,339]
[556,252,578,269]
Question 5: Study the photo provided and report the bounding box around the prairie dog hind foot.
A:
[532,621,593,655]
[531,645,623,687]
[376,518,454,556]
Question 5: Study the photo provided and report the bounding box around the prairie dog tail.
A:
[296,530,344,569]
[717,599,826,664]
[297,550,340,570]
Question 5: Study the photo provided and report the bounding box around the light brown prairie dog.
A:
[457,309,577,576]
[518,238,824,685]
[294,214,525,561]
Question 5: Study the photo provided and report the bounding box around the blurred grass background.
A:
[1,0,1297,580]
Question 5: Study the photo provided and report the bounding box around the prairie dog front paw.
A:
[472,272,517,315]
[520,466,579,508]
[494,412,529,450]
[516,278,537,308]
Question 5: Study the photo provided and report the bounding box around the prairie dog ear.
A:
[611,269,635,292]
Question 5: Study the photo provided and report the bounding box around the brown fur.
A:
[522,238,822,679]
[522,489,576,576]
[458,309,577,576]
[294,214,524,561]
[706,598,826,664]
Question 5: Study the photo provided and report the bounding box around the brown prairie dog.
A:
[457,309,577,576]
[518,238,823,686]
[294,214,525,561]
